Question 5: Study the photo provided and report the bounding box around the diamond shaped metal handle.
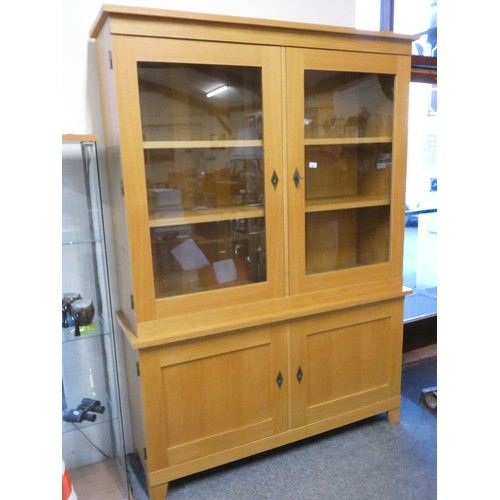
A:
[276,371,284,389]
[293,168,303,188]
[271,170,279,190]
[296,366,303,384]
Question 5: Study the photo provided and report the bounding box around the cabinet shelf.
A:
[306,195,390,213]
[304,136,392,146]
[149,204,265,227]
[143,139,263,150]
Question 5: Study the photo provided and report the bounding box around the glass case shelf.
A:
[62,316,111,343]
[62,237,103,246]
[62,414,122,434]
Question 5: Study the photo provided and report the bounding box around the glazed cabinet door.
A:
[290,301,403,428]
[110,36,285,322]
[286,48,410,295]
[139,324,288,471]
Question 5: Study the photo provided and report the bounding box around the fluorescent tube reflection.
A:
[206,85,228,98]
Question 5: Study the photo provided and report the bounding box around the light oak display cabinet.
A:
[91,6,414,498]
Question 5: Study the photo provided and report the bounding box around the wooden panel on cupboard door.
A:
[290,302,402,428]
[140,324,288,469]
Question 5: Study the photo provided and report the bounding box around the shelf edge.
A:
[130,283,411,349]
[63,134,99,143]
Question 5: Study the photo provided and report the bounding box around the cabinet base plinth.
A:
[387,408,400,425]
[149,482,168,500]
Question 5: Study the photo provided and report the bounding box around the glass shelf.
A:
[62,316,111,343]
[62,414,122,434]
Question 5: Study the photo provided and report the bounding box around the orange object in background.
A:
[62,460,77,500]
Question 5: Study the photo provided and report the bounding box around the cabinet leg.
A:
[387,408,400,425]
[149,482,168,500]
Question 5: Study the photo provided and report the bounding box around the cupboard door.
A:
[286,48,410,294]
[111,36,285,322]
[290,301,403,428]
[140,325,288,470]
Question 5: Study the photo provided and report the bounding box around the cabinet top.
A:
[90,4,417,48]
[62,134,99,143]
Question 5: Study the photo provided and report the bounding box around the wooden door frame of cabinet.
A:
[106,34,286,324]
[285,48,411,296]
[91,7,416,334]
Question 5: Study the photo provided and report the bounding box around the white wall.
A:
[61,0,359,464]
[63,0,357,134]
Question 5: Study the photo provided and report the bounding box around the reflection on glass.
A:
[304,72,394,140]
[137,62,266,298]
[306,206,390,274]
[145,147,264,214]
[305,143,392,201]
[138,63,263,142]
[303,71,394,275]
[151,218,266,298]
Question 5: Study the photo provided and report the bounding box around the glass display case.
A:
[62,135,128,498]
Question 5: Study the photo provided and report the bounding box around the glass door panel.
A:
[306,206,390,273]
[151,217,266,298]
[138,63,267,298]
[303,70,395,275]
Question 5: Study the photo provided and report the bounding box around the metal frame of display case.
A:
[62,134,128,498]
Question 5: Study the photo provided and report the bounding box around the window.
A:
[357,0,438,324]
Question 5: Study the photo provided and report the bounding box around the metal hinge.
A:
[136,362,140,377]
[120,179,124,196]
[143,447,147,460]
[130,294,135,309]
[108,50,113,69]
